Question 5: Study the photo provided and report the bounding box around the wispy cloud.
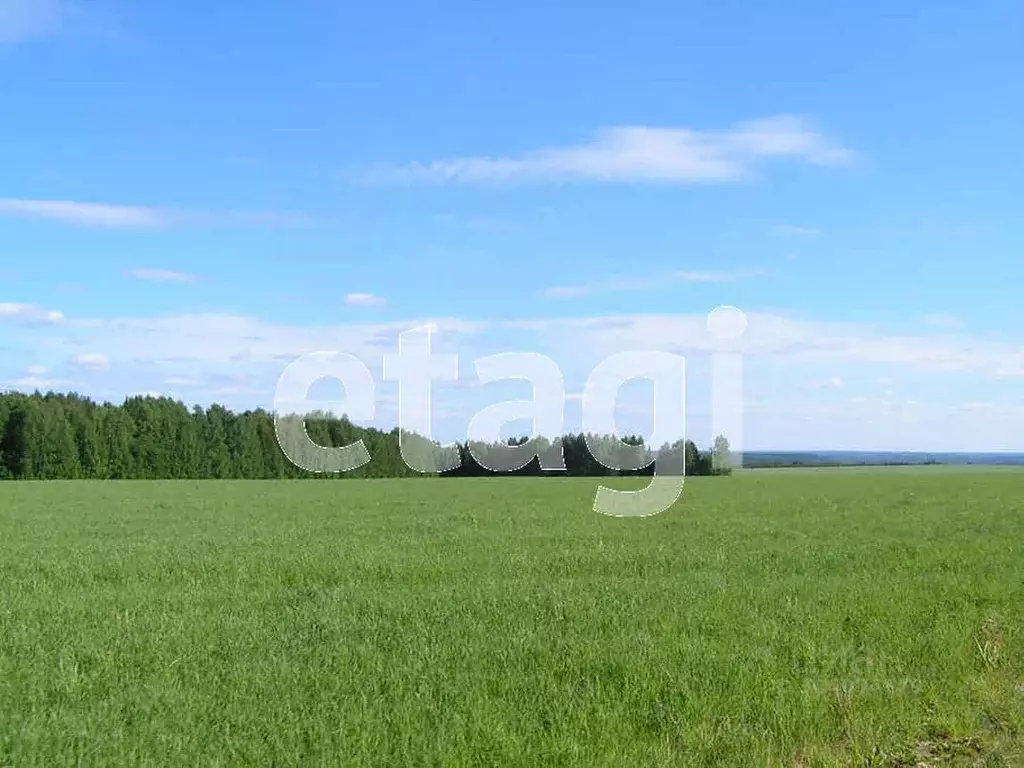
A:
[772,224,821,236]
[0,302,63,323]
[507,311,1024,378]
[813,376,844,389]
[675,269,765,282]
[41,313,481,368]
[182,210,309,228]
[345,292,386,307]
[0,198,307,230]
[126,268,200,283]
[70,352,110,370]
[543,268,766,299]
[921,313,964,330]
[0,0,68,44]
[0,199,165,228]
[961,401,994,411]
[434,213,526,233]
[369,115,853,185]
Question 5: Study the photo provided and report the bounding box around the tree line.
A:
[0,391,733,480]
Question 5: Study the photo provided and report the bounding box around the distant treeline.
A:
[0,391,732,480]
[741,454,938,468]
[738,451,1021,468]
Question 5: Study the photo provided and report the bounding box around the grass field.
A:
[1,473,1022,767]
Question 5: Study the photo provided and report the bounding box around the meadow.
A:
[1,471,1021,766]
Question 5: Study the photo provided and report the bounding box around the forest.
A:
[0,391,731,480]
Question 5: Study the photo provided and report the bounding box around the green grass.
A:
[741,464,1024,475]
[1,473,1022,767]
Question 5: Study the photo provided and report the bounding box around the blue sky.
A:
[2,0,1023,452]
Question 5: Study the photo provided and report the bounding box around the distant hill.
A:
[740,450,1024,468]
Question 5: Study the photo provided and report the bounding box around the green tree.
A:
[37,396,80,479]
[0,391,731,481]
[712,434,733,475]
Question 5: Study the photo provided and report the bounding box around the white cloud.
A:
[26,365,48,375]
[743,398,1024,453]
[45,307,1021,384]
[505,311,1024,380]
[370,115,853,185]
[9,304,1024,450]
[543,268,765,299]
[0,198,306,230]
[71,352,109,370]
[345,293,386,307]
[0,0,67,43]
[0,302,63,323]
[2,375,70,391]
[0,302,29,318]
[126,268,200,283]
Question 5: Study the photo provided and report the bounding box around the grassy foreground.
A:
[1,473,1022,767]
